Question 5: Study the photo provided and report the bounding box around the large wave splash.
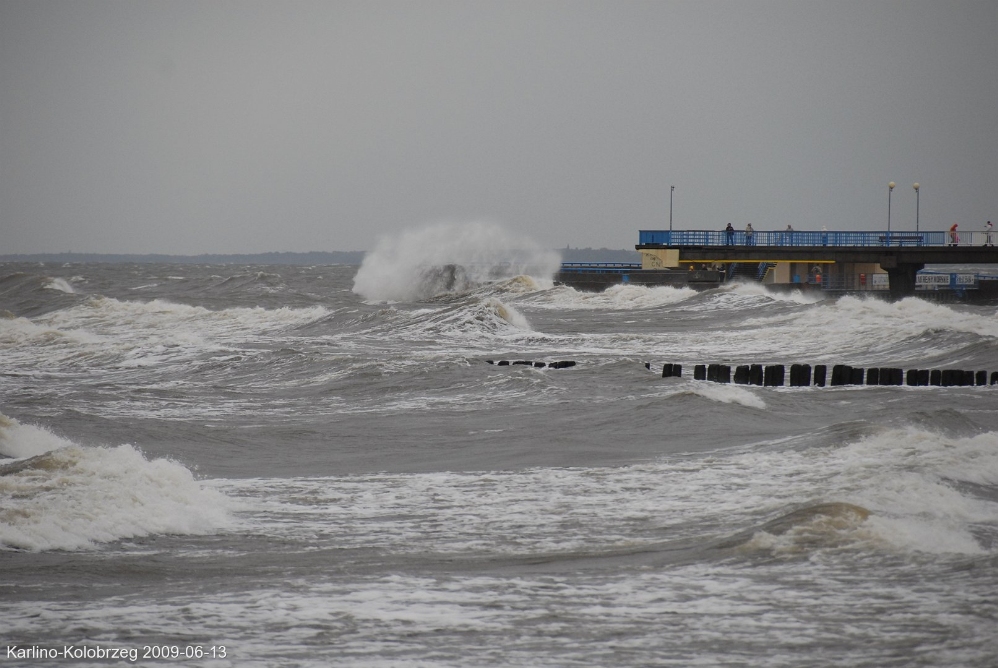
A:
[0,414,232,551]
[733,427,998,557]
[352,222,561,302]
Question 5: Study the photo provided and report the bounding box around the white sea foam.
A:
[524,281,819,313]
[719,281,826,304]
[43,277,75,293]
[0,414,232,551]
[526,283,697,310]
[487,298,532,331]
[728,294,998,363]
[3,297,332,365]
[477,274,552,297]
[684,382,768,409]
[609,291,998,366]
[423,298,533,336]
[39,297,330,337]
[748,295,998,338]
[0,413,73,458]
[355,299,539,353]
[220,426,997,559]
[730,427,998,556]
[352,221,561,302]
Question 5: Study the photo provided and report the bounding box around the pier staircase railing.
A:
[758,262,777,281]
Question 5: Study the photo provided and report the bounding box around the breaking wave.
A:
[43,277,75,293]
[732,294,998,365]
[0,414,233,551]
[716,281,826,304]
[682,383,768,409]
[727,502,875,554]
[714,426,998,557]
[220,426,998,560]
[526,283,697,310]
[365,297,535,342]
[352,221,560,302]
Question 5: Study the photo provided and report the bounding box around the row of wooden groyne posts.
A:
[485,360,577,369]
[486,358,995,387]
[654,362,998,387]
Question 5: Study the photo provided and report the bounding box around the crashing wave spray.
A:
[0,413,232,551]
[352,221,561,302]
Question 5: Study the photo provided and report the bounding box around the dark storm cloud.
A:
[1,0,995,254]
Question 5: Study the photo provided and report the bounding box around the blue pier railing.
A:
[638,230,948,247]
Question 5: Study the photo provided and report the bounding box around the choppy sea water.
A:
[2,258,997,667]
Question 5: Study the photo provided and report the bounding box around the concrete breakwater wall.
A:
[654,362,997,387]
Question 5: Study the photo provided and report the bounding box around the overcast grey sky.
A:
[2,0,996,254]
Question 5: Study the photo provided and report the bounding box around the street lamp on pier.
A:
[669,185,674,234]
[888,182,896,233]
[913,183,920,232]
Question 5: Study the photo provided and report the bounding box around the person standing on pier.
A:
[745,223,754,246]
[949,223,959,247]
[984,221,994,247]
[725,223,734,245]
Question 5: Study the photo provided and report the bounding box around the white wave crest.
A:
[686,383,768,409]
[486,298,532,331]
[750,294,998,338]
[717,281,826,304]
[529,283,697,310]
[385,298,534,341]
[732,294,998,363]
[719,427,998,556]
[43,277,75,293]
[352,221,561,302]
[820,428,998,555]
[218,426,997,561]
[476,274,552,297]
[37,297,330,344]
[0,414,232,551]
[0,414,73,458]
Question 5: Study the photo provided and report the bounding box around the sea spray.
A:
[0,413,73,459]
[0,413,233,551]
[352,222,561,302]
[43,277,75,293]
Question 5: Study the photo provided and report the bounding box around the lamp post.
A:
[669,185,674,233]
[887,182,896,233]
[913,183,920,232]
[668,185,674,245]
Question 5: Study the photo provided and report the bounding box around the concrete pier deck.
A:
[636,230,998,298]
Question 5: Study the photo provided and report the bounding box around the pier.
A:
[635,230,998,299]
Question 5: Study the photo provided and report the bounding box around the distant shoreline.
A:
[0,251,367,265]
[0,248,641,266]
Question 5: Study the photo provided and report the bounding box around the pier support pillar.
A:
[880,259,924,300]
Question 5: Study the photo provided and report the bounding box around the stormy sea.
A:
[2,229,997,667]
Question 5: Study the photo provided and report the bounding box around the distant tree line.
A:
[1,248,639,266]
[0,251,367,265]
